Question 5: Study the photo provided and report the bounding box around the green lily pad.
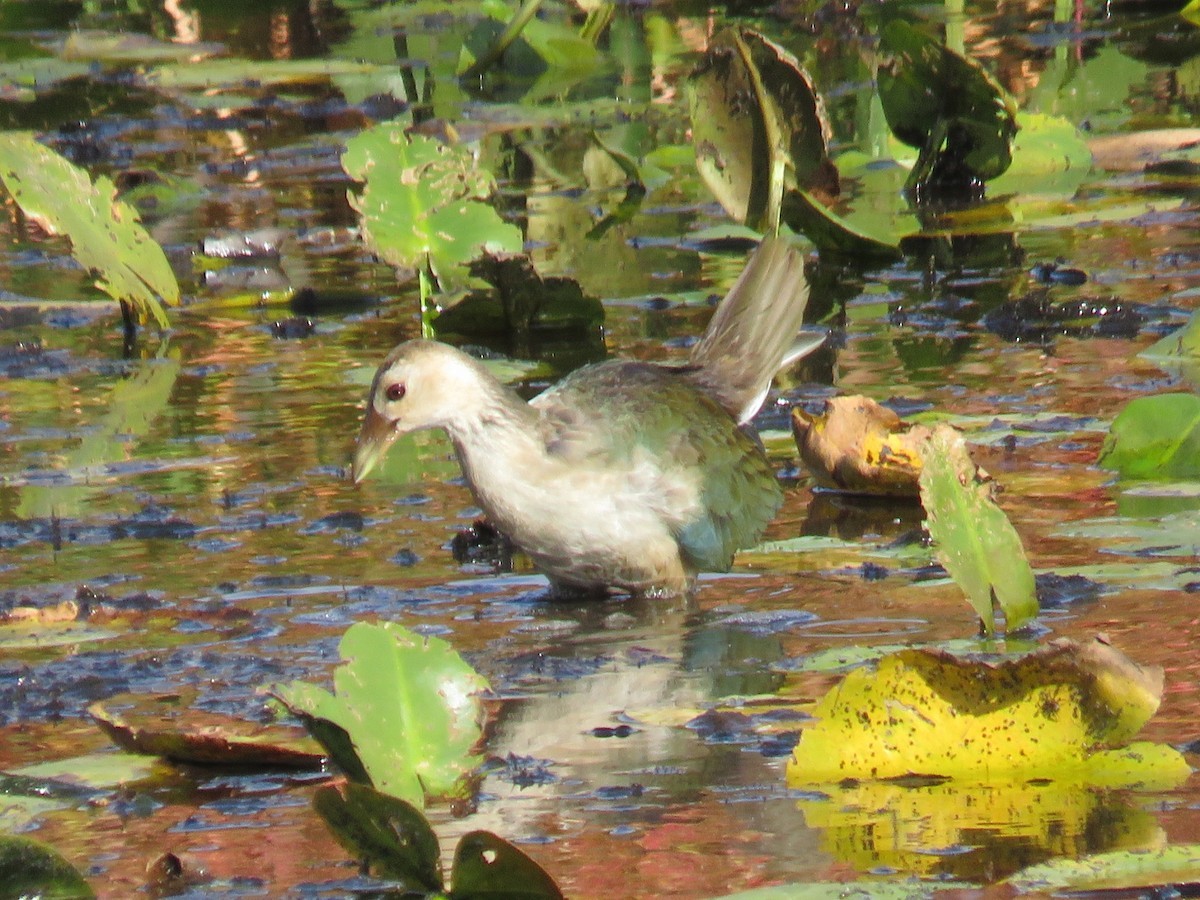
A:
[1055,509,1200,559]
[988,112,1093,198]
[0,835,93,899]
[787,639,1183,784]
[9,751,164,790]
[0,620,119,651]
[0,132,178,329]
[1142,309,1200,360]
[270,622,489,806]
[341,123,523,291]
[918,426,1038,635]
[1098,393,1200,480]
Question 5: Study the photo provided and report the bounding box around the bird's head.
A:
[351,340,479,484]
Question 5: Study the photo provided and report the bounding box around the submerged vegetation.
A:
[3,0,1200,896]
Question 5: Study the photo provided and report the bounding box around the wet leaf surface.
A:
[270,622,489,806]
[1099,393,1200,480]
[3,3,1200,897]
[89,692,324,768]
[919,427,1038,634]
[0,133,178,329]
[0,834,93,899]
[788,638,1182,784]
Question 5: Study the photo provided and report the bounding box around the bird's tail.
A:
[686,237,816,423]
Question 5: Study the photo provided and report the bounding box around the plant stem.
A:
[461,0,544,81]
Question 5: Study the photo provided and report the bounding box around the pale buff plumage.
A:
[352,238,816,597]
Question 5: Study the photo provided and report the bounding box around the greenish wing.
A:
[534,362,783,570]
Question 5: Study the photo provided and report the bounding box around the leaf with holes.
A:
[341,122,522,291]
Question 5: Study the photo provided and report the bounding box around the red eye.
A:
[385,383,406,402]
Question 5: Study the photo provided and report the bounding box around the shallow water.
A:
[3,2,1200,897]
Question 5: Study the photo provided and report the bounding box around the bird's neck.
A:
[444,375,545,487]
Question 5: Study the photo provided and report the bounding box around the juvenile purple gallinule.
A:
[352,238,815,597]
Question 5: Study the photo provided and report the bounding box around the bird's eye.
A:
[385,383,406,402]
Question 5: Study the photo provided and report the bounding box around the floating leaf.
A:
[0,835,93,900]
[89,694,325,769]
[1098,393,1200,480]
[0,132,178,329]
[877,20,1017,196]
[1142,310,1200,360]
[787,639,1181,784]
[451,830,565,900]
[270,621,489,806]
[51,29,223,63]
[989,112,1093,197]
[10,751,164,790]
[313,783,443,891]
[1007,844,1200,893]
[780,188,903,259]
[919,426,1037,634]
[341,123,523,291]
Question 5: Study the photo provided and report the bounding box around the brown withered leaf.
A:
[792,396,924,496]
[90,691,325,769]
[792,396,987,497]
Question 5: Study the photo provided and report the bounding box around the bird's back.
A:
[531,360,781,574]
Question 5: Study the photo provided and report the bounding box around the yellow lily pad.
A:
[788,638,1183,784]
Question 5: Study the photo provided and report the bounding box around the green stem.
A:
[419,261,436,339]
[461,0,544,81]
[579,4,614,46]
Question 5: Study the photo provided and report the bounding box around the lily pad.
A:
[341,123,523,292]
[0,835,93,900]
[9,751,164,790]
[270,621,489,806]
[89,694,325,768]
[451,830,565,899]
[1098,393,1200,480]
[919,426,1037,635]
[0,133,178,330]
[787,639,1183,784]
[1142,309,1200,361]
[1007,844,1200,893]
[314,781,563,898]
